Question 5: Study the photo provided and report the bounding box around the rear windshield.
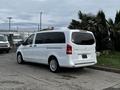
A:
[0,36,7,41]
[72,32,95,45]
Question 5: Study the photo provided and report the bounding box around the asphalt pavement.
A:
[0,52,120,90]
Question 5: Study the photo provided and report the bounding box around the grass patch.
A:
[97,52,120,69]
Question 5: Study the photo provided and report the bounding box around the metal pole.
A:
[7,17,12,32]
[40,12,42,31]
[16,26,19,32]
[38,24,39,31]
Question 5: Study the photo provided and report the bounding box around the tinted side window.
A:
[72,32,95,45]
[35,33,45,44]
[26,34,34,45]
[35,32,65,44]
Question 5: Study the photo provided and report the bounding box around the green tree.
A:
[115,11,120,25]
[96,10,107,27]
[68,19,81,29]
[96,10,113,50]
[107,11,120,51]
[113,11,120,50]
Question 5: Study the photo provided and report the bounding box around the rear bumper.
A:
[59,59,97,68]
[72,61,97,68]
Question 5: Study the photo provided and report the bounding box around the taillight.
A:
[66,44,72,54]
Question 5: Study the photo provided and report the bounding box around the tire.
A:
[6,50,9,53]
[17,53,24,64]
[49,58,60,73]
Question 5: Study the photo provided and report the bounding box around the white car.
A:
[0,34,10,53]
[16,29,97,72]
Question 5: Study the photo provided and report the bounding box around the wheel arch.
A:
[17,51,24,60]
[17,51,22,56]
[48,55,58,64]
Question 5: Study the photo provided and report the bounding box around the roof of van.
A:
[36,29,91,33]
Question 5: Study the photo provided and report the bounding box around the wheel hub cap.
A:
[50,60,57,71]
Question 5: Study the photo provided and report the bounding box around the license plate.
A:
[82,54,87,59]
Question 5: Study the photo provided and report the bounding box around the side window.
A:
[35,33,44,44]
[50,32,65,43]
[35,32,65,44]
[26,34,34,45]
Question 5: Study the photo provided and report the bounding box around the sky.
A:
[0,0,120,31]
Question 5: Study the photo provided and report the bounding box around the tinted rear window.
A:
[35,32,65,44]
[72,32,95,45]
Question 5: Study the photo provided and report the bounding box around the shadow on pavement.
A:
[23,61,87,74]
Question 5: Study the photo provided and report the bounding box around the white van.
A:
[0,34,10,53]
[16,29,97,72]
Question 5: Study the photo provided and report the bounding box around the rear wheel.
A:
[17,53,24,64]
[49,58,59,73]
[6,50,9,53]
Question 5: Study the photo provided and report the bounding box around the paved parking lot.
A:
[0,52,120,90]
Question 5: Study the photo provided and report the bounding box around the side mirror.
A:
[22,41,28,46]
[16,40,24,47]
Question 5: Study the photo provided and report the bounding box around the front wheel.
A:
[17,53,24,64]
[49,58,60,73]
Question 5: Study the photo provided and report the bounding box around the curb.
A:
[88,65,120,74]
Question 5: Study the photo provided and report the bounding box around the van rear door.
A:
[71,32,96,64]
